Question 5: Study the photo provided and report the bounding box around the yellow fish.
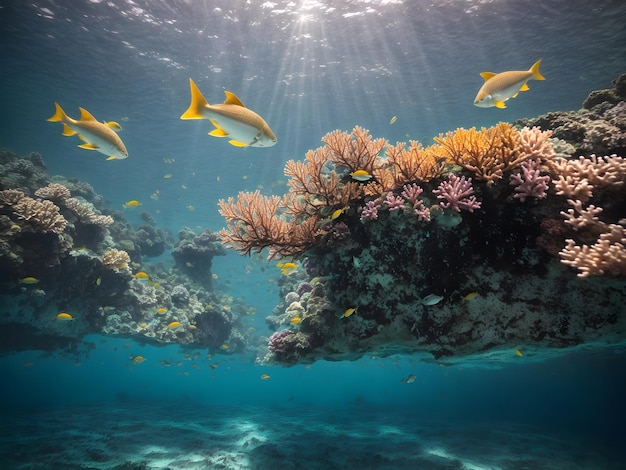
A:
[123,200,142,208]
[19,277,39,285]
[349,169,373,182]
[188,325,197,330]
[406,374,417,384]
[462,292,478,301]
[156,307,168,314]
[163,173,173,179]
[220,343,229,350]
[389,116,397,124]
[474,59,545,109]
[134,271,149,280]
[260,374,271,380]
[47,103,128,159]
[180,78,277,148]
[131,355,145,365]
[331,208,347,220]
[343,307,358,318]
[95,277,101,286]
[290,317,302,325]
[139,322,147,328]
[281,262,297,270]
[56,312,74,321]
[167,321,182,330]
[515,348,523,357]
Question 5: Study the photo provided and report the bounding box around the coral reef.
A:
[218,78,626,365]
[0,150,253,355]
[172,227,226,288]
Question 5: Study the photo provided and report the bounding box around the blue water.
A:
[1,1,626,468]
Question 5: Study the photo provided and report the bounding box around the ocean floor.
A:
[0,402,621,470]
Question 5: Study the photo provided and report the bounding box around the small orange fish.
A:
[290,317,302,325]
[167,321,182,330]
[515,348,523,357]
[156,307,168,314]
[134,271,149,280]
[56,312,74,321]
[123,200,142,208]
[19,277,40,285]
[260,374,271,380]
[349,169,372,182]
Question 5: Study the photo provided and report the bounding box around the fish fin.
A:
[512,92,519,98]
[530,59,545,80]
[228,140,248,147]
[77,133,89,142]
[47,102,68,122]
[105,121,122,131]
[106,156,117,160]
[223,91,246,107]
[62,124,76,136]
[494,100,507,109]
[78,143,99,150]
[79,107,97,121]
[480,72,496,81]
[180,78,209,120]
[209,128,229,137]
[519,83,530,92]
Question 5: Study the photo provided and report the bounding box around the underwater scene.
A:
[1,0,625,468]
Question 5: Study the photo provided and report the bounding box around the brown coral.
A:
[102,248,130,271]
[13,197,67,234]
[34,183,71,201]
[384,140,446,188]
[64,197,114,226]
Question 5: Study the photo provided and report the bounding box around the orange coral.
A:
[218,191,317,258]
[385,141,447,188]
[323,126,387,174]
[284,147,361,216]
[434,122,526,184]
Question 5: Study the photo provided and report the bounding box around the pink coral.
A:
[433,174,481,212]
[560,224,626,277]
[383,192,406,211]
[509,158,550,202]
[360,200,380,221]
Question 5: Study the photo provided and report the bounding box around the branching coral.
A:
[323,126,386,174]
[218,191,318,258]
[34,183,71,201]
[101,248,130,271]
[434,123,529,184]
[385,140,446,188]
[64,197,114,226]
[13,197,67,234]
[551,154,626,201]
[560,224,626,277]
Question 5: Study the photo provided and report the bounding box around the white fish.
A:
[180,78,277,148]
[47,103,128,160]
[474,59,545,109]
[421,294,443,306]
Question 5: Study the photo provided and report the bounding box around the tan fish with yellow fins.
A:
[474,59,545,109]
[47,103,128,159]
[180,78,277,148]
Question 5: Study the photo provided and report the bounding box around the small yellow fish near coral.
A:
[290,317,302,325]
[47,103,128,160]
[343,307,358,318]
[167,321,182,330]
[123,200,142,209]
[134,271,149,280]
[260,374,271,380]
[515,348,523,357]
[350,169,373,182]
[474,59,545,109]
[180,78,277,148]
[56,312,74,321]
[19,277,39,285]
[156,307,168,315]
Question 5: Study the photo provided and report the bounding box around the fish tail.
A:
[180,78,209,120]
[530,59,545,81]
[47,102,68,122]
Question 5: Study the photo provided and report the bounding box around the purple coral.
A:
[268,329,295,355]
[360,200,381,221]
[433,174,481,212]
[401,184,431,221]
[383,192,406,211]
[509,158,550,202]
